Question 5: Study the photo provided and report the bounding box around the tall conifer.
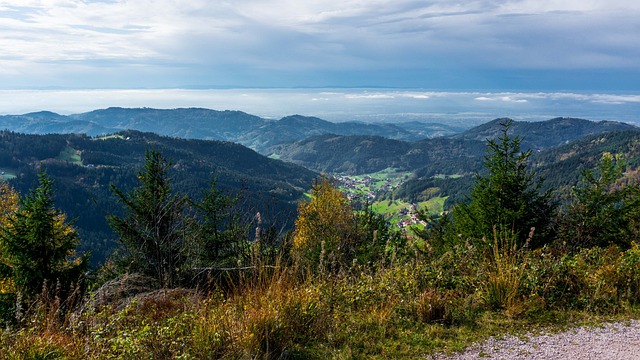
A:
[453,120,553,247]
[0,173,86,299]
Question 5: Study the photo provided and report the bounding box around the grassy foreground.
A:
[2,241,640,359]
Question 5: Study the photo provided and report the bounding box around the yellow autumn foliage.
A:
[0,182,18,294]
[0,182,18,228]
[292,177,357,270]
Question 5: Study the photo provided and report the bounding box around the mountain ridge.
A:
[0,107,463,152]
[270,117,637,175]
[454,117,637,150]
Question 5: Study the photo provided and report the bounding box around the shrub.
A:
[617,242,640,303]
[292,177,358,274]
[411,289,449,323]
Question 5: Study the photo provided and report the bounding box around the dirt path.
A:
[429,320,640,359]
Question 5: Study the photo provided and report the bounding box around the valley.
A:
[1,109,640,264]
[335,168,447,230]
[4,2,640,357]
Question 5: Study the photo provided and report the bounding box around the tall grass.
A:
[483,227,528,311]
[3,240,640,358]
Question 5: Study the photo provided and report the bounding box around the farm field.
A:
[335,168,447,229]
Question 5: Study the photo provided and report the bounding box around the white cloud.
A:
[0,1,638,87]
[474,95,528,103]
[399,93,430,99]
[345,93,395,99]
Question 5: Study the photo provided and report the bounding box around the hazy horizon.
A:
[0,88,637,127]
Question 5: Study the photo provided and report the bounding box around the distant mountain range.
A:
[270,117,637,175]
[452,117,637,151]
[269,135,486,175]
[0,107,464,153]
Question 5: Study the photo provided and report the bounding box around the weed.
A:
[483,228,527,312]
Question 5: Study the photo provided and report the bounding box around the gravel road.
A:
[429,320,640,359]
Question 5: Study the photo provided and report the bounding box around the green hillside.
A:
[0,130,318,265]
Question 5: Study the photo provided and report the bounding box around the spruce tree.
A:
[0,173,86,300]
[109,149,189,288]
[191,178,250,268]
[559,153,638,249]
[453,120,553,248]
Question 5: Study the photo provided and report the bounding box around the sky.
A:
[0,1,638,121]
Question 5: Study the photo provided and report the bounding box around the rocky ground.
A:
[429,320,640,359]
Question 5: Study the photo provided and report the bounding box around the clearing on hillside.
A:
[57,146,83,166]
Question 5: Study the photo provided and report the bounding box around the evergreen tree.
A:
[108,149,190,288]
[558,152,638,250]
[452,120,553,248]
[0,173,86,300]
[352,202,406,266]
[191,179,250,268]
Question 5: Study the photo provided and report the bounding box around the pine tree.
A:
[108,149,190,288]
[452,120,553,248]
[0,173,86,300]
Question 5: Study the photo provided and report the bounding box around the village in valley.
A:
[333,169,432,230]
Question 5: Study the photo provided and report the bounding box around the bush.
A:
[617,242,640,303]
[411,289,448,323]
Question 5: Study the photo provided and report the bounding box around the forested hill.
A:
[453,117,637,151]
[392,129,640,204]
[268,134,486,175]
[269,117,637,175]
[0,130,318,265]
[0,107,462,153]
[532,129,640,195]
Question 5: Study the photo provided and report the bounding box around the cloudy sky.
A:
[1,0,639,90]
[0,1,638,122]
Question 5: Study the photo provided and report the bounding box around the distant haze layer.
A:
[0,89,638,127]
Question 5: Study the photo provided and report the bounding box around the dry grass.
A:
[483,228,528,312]
[2,242,640,358]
